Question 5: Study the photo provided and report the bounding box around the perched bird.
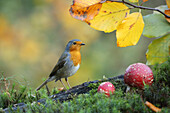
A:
[36,39,85,91]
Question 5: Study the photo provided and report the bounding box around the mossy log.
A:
[3,74,124,113]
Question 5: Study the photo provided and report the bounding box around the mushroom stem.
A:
[126,86,131,93]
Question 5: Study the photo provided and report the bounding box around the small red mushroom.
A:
[97,82,115,97]
[124,63,154,89]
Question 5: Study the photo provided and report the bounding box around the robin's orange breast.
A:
[70,51,81,66]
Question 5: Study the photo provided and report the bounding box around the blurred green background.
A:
[0,0,166,90]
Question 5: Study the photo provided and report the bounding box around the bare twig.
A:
[3,78,11,98]
[46,85,50,96]
[109,0,170,18]
[140,95,149,113]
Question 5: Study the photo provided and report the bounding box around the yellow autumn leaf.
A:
[70,0,102,22]
[166,0,170,8]
[116,12,144,47]
[88,1,130,33]
[71,0,102,10]
[129,0,138,3]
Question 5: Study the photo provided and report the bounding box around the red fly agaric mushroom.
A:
[97,82,115,97]
[124,63,154,89]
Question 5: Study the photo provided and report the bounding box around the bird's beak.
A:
[80,43,85,46]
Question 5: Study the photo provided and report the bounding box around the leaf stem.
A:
[109,0,170,18]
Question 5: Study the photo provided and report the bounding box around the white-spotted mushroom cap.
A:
[124,63,154,89]
[97,82,115,97]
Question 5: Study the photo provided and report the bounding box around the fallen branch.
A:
[3,74,124,113]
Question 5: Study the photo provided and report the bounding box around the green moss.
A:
[1,59,170,112]
[143,59,170,107]
[8,90,150,113]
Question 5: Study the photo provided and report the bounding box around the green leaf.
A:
[146,34,170,65]
[143,13,170,38]
[129,0,138,3]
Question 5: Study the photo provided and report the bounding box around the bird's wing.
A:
[49,52,70,78]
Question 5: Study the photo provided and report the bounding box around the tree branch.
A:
[109,0,170,18]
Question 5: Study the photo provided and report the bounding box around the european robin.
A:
[36,39,85,91]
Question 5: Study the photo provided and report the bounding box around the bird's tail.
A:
[36,79,49,91]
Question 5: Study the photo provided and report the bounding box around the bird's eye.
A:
[73,42,76,45]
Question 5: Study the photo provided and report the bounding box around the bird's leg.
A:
[45,84,50,96]
[65,78,71,88]
[60,79,68,90]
